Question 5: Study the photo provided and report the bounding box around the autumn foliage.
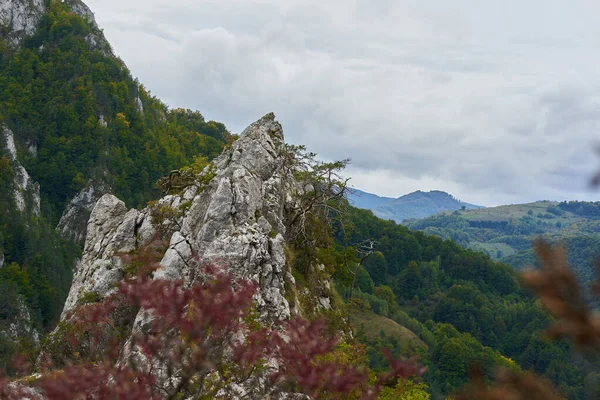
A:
[0,264,424,399]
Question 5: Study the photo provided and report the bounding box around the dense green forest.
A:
[0,0,227,368]
[0,1,227,221]
[334,206,595,399]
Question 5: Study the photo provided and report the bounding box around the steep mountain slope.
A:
[340,207,588,398]
[0,0,227,361]
[407,200,600,282]
[347,189,482,223]
[1,0,227,230]
[1,123,78,338]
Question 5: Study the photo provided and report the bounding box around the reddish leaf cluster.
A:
[40,364,157,400]
[521,241,600,347]
[269,318,366,397]
[0,265,424,399]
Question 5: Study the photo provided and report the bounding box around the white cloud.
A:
[85,0,600,206]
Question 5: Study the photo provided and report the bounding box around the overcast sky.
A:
[84,0,600,206]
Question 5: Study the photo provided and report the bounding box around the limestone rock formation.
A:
[2,125,40,215]
[1,0,109,53]
[57,179,112,247]
[1,296,40,346]
[61,113,299,324]
[63,0,97,28]
[0,0,45,47]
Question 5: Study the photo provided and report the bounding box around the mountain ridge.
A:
[406,199,600,282]
[347,188,483,223]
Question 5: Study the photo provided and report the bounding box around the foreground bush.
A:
[0,265,424,399]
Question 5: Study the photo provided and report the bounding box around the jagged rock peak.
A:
[57,178,111,247]
[61,114,296,323]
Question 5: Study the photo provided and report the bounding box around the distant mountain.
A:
[346,189,394,210]
[347,189,482,223]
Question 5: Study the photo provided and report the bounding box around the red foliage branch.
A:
[1,266,424,399]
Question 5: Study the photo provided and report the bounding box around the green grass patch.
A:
[350,309,427,349]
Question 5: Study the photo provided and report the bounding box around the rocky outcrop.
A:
[0,295,40,347]
[134,95,144,115]
[0,0,45,47]
[63,0,97,28]
[62,0,114,55]
[60,193,153,317]
[1,0,109,52]
[57,179,112,247]
[61,114,298,324]
[2,125,40,215]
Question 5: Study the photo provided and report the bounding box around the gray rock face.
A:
[135,95,144,115]
[1,295,40,347]
[2,125,40,215]
[61,114,296,324]
[60,193,137,318]
[0,0,45,47]
[57,179,112,247]
[63,0,97,27]
[0,0,106,50]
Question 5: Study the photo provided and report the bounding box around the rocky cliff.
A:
[57,179,112,247]
[0,0,45,47]
[0,0,106,51]
[0,125,42,346]
[1,125,41,217]
[0,0,114,248]
[0,124,41,268]
[61,114,321,325]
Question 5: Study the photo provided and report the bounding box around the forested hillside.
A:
[0,0,227,365]
[406,201,600,283]
[335,206,595,398]
[0,0,227,219]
